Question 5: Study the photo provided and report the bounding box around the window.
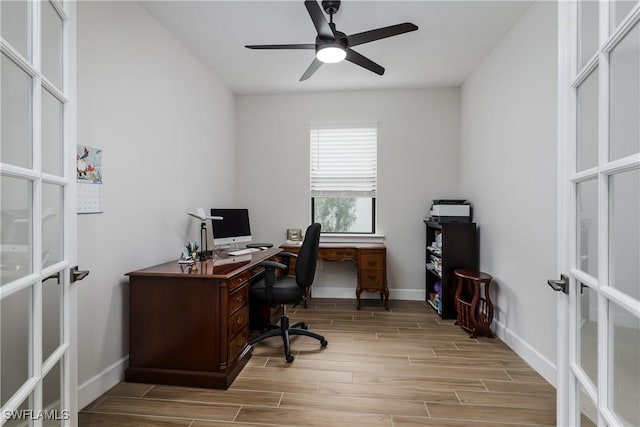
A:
[310,124,377,233]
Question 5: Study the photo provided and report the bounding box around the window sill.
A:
[320,234,385,244]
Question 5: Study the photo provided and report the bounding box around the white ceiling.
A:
[141,1,533,95]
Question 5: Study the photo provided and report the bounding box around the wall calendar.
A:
[76,145,104,214]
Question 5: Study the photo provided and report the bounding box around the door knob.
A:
[71,266,90,283]
[44,272,61,284]
[547,274,568,294]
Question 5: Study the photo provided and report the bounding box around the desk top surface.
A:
[127,247,281,280]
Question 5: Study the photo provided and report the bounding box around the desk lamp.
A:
[187,208,223,258]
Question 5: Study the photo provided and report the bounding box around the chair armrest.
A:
[277,252,298,275]
[258,260,288,271]
[258,260,288,292]
[278,252,298,259]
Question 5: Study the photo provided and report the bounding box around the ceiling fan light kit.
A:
[245,0,418,81]
[316,46,346,63]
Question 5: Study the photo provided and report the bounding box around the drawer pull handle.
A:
[236,317,243,325]
[236,295,243,303]
[368,274,377,280]
[237,339,245,348]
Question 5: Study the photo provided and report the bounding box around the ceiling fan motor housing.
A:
[316,29,347,49]
[322,0,341,15]
[315,30,347,63]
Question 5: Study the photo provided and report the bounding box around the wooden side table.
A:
[454,269,494,338]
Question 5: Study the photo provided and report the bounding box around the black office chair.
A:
[249,223,327,363]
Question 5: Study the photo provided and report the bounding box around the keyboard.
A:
[227,247,261,256]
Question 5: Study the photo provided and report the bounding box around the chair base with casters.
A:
[248,304,327,363]
[249,223,326,363]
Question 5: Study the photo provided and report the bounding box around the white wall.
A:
[235,89,461,300]
[76,1,236,407]
[459,1,558,383]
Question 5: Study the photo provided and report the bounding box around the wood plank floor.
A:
[80,299,556,426]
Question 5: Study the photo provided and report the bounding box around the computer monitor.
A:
[210,208,252,246]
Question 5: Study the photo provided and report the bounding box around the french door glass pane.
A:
[577,69,599,171]
[610,23,639,161]
[1,53,33,169]
[42,360,63,427]
[577,179,598,277]
[611,0,639,30]
[42,87,64,176]
[41,0,63,89]
[609,301,640,426]
[579,386,598,426]
[0,285,33,407]
[1,175,33,285]
[42,183,63,267]
[578,0,600,69]
[579,283,598,385]
[0,1,31,60]
[43,275,62,363]
[609,169,640,300]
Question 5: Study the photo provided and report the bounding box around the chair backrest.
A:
[295,223,321,289]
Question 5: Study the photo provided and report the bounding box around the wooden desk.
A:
[125,247,281,389]
[280,243,388,310]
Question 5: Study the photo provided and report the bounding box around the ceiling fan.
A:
[245,0,418,81]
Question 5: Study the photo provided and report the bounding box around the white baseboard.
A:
[311,287,424,301]
[493,318,557,387]
[77,356,128,410]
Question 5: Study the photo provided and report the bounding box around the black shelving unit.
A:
[424,220,477,319]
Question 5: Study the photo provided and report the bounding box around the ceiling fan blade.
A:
[245,44,315,50]
[305,0,335,39]
[347,23,418,47]
[345,49,385,75]
[300,57,323,81]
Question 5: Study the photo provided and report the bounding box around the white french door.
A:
[557,1,640,426]
[1,1,78,426]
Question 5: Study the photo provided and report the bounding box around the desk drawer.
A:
[229,331,249,364]
[248,266,264,281]
[360,270,385,290]
[229,285,248,315]
[320,248,357,261]
[228,305,249,339]
[360,254,384,270]
[228,271,249,292]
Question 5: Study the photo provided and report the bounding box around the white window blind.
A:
[310,125,377,197]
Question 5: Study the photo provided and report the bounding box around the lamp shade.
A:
[188,207,223,222]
